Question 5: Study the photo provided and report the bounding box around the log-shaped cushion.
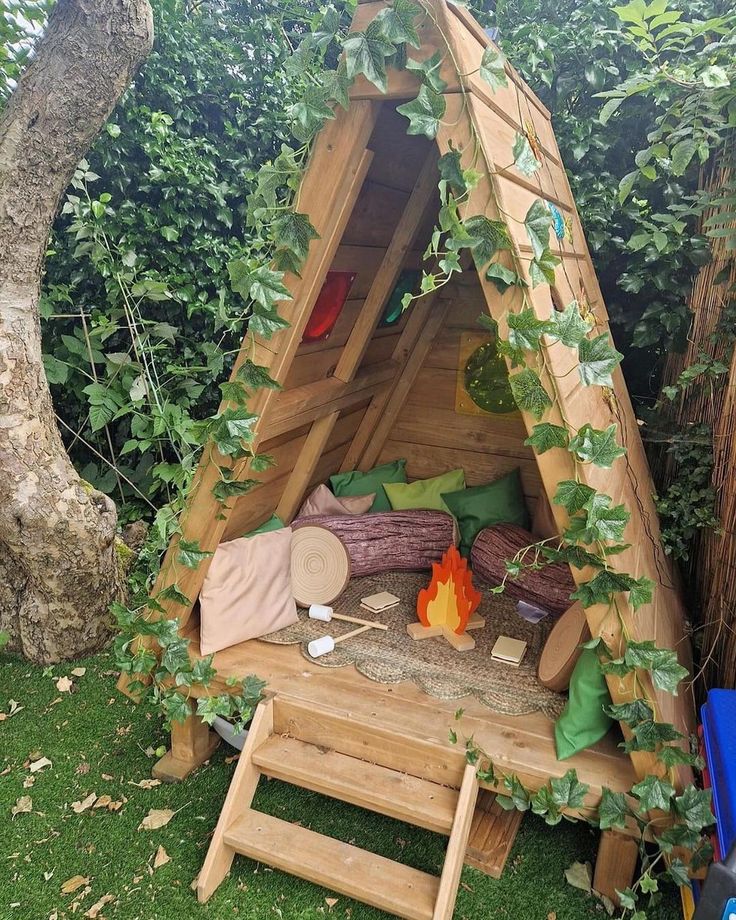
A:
[293,510,458,577]
[470,523,576,615]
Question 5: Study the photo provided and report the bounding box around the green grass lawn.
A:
[0,652,681,920]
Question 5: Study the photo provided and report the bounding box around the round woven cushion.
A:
[537,601,589,691]
[290,525,351,607]
[470,523,576,616]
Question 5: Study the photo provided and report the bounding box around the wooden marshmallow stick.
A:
[308,604,388,630]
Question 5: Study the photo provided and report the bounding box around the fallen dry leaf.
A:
[101,773,113,781]
[60,875,89,894]
[0,766,10,777]
[153,845,171,869]
[128,778,161,789]
[30,756,52,774]
[72,793,97,814]
[23,775,35,789]
[94,795,112,809]
[0,699,23,721]
[138,808,174,831]
[564,861,592,894]
[71,667,87,678]
[84,893,114,918]
[44,870,54,882]
[55,676,73,693]
[325,897,339,909]
[76,762,91,776]
[224,754,239,764]
[11,795,32,817]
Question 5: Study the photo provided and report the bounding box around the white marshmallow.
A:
[308,604,333,622]
[308,635,335,658]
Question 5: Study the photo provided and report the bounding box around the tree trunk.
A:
[0,0,153,662]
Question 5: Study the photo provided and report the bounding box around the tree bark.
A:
[0,0,153,662]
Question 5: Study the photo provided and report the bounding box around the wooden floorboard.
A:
[188,635,635,803]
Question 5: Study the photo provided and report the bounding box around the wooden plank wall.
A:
[222,106,436,539]
[375,271,542,513]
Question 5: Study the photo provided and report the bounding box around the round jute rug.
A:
[261,572,566,720]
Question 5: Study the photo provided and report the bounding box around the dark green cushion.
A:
[244,514,284,538]
[330,459,407,513]
[554,647,614,760]
[441,468,529,557]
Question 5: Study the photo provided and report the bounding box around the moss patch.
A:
[0,652,681,919]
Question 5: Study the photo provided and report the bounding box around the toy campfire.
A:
[407,545,484,651]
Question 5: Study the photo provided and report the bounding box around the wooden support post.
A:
[197,698,274,902]
[152,703,220,782]
[593,830,639,907]
[433,762,479,920]
[465,789,524,879]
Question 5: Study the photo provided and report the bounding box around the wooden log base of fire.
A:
[406,613,486,652]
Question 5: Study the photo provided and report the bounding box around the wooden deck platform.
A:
[186,631,636,808]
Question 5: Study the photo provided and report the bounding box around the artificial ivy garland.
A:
[114,2,714,912]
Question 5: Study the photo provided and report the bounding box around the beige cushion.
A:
[297,483,375,519]
[199,527,297,655]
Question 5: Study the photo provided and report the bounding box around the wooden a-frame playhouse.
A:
[125,2,695,915]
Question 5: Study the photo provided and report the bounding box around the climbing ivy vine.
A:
[113,2,714,912]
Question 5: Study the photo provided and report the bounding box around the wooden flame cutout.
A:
[408,546,484,651]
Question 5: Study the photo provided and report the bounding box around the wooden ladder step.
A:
[224,810,439,920]
[252,735,458,835]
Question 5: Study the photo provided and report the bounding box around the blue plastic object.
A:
[702,690,736,858]
[722,896,736,919]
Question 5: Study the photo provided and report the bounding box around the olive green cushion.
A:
[244,514,284,538]
[385,469,465,513]
[441,468,529,557]
[554,647,614,760]
[330,459,408,513]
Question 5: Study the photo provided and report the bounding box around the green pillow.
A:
[244,514,284,538]
[330,459,407,513]
[441,468,529,557]
[385,469,465,513]
[554,647,614,760]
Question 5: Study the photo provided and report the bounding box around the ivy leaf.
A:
[628,576,655,612]
[486,261,523,293]
[272,211,320,265]
[615,888,637,911]
[177,539,213,569]
[288,86,335,142]
[321,62,352,110]
[529,249,560,287]
[604,699,653,725]
[582,492,630,542]
[190,655,217,686]
[631,775,675,813]
[237,359,280,392]
[667,858,690,888]
[212,479,260,502]
[625,642,687,692]
[503,774,531,811]
[577,334,624,387]
[229,260,290,310]
[250,453,275,473]
[674,786,714,831]
[343,22,395,93]
[531,786,562,824]
[553,480,596,514]
[524,423,569,453]
[463,215,512,268]
[405,49,448,93]
[524,199,552,259]
[196,694,233,726]
[506,307,551,351]
[157,584,191,607]
[479,46,508,92]
[397,85,446,139]
[249,307,290,340]
[160,638,191,675]
[437,148,465,193]
[622,719,684,753]
[572,570,652,609]
[569,424,626,468]
[547,301,593,348]
[550,769,589,809]
[374,0,422,48]
[219,380,248,405]
[658,745,702,769]
[598,788,629,830]
[509,368,552,420]
[513,132,541,177]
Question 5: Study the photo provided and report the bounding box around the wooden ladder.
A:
[197,696,480,920]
